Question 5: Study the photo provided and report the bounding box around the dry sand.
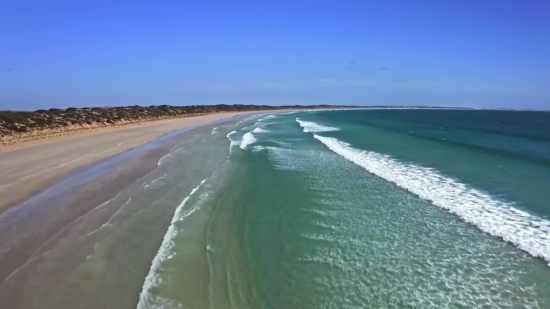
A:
[0,111,259,213]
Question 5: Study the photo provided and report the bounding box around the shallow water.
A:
[2,110,549,308]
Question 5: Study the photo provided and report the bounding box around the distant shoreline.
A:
[4,104,546,151]
[0,111,243,152]
[0,111,262,213]
[0,105,355,151]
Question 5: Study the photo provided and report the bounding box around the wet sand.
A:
[0,112,257,306]
[0,111,259,213]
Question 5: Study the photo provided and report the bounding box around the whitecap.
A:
[240,132,256,149]
[252,127,269,133]
[296,118,340,133]
[313,134,550,267]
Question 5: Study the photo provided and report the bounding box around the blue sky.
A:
[1,0,549,110]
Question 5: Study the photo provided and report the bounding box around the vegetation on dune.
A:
[0,104,342,137]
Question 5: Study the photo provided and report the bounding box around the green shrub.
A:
[0,112,36,124]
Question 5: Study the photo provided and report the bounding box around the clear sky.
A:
[1,0,549,110]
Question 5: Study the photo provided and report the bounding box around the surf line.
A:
[312,133,550,267]
[136,177,209,308]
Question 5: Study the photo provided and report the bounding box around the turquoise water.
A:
[139,109,550,308]
[5,110,549,308]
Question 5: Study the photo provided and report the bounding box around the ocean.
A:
[5,109,550,308]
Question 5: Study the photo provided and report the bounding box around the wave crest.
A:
[313,134,550,266]
[296,118,340,133]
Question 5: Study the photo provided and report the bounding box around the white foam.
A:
[252,127,269,133]
[137,179,208,309]
[240,132,256,149]
[142,174,168,189]
[226,131,240,150]
[254,114,273,122]
[226,130,238,137]
[313,134,550,266]
[296,118,340,133]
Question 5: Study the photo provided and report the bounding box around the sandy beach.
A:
[0,111,259,213]
[0,111,264,307]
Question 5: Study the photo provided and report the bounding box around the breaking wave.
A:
[303,125,550,266]
[296,118,340,133]
[137,178,208,308]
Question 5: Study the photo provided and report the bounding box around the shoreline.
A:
[2,107,543,152]
[0,112,257,298]
[0,111,260,152]
[0,111,263,213]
